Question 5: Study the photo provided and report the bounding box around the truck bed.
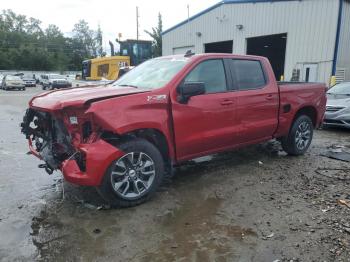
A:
[275,81,327,137]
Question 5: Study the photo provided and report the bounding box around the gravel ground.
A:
[0,86,349,262]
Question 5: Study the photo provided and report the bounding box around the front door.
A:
[171,59,238,161]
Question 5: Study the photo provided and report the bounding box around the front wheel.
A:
[281,115,313,156]
[97,138,164,207]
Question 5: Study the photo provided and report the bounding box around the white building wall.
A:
[163,0,340,84]
[337,0,350,81]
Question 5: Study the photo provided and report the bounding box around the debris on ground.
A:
[321,151,350,162]
[93,228,101,234]
[338,199,350,209]
[321,145,350,162]
[262,232,274,240]
[315,168,350,180]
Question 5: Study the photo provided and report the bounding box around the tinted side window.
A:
[185,59,227,94]
[232,60,266,90]
[98,64,110,77]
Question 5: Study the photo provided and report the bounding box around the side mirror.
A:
[177,82,205,103]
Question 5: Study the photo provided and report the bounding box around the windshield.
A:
[328,82,350,95]
[112,57,189,89]
[23,74,34,79]
[7,75,21,80]
[49,74,65,79]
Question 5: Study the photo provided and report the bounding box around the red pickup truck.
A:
[21,53,326,207]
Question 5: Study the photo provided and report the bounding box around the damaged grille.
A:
[21,109,74,170]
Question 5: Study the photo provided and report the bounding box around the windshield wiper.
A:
[116,84,139,88]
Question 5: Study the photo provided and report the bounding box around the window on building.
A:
[232,60,266,90]
[184,59,227,93]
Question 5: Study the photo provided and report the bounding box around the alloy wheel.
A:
[110,152,156,199]
[295,121,311,150]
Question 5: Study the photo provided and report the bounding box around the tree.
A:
[144,13,162,57]
[72,20,97,58]
[45,24,63,39]
[0,9,104,71]
[96,24,103,57]
[26,17,43,37]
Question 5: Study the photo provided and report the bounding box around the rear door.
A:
[171,58,238,161]
[229,59,279,143]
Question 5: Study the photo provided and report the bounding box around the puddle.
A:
[140,196,257,261]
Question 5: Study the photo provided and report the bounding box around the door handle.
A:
[220,100,234,106]
[265,94,274,100]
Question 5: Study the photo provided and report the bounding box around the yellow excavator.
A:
[81,39,152,81]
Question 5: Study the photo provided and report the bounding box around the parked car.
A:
[21,74,36,87]
[21,53,327,207]
[323,82,350,128]
[42,74,72,90]
[1,75,25,90]
[38,74,46,86]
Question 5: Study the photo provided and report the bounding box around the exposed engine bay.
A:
[21,109,75,173]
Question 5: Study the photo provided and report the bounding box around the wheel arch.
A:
[293,106,318,127]
[101,128,172,164]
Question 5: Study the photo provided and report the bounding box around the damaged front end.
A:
[21,108,124,186]
[21,109,74,173]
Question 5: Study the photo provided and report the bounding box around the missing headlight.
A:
[82,121,92,141]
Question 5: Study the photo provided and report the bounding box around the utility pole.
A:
[187,4,190,23]
[136,6,140,41]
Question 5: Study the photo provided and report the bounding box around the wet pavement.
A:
[0,86,350,262]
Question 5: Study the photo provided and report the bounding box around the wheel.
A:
[49,84,53,90]
[42,85,46,90]
[97,138,164,207]
[281,115,313,155]
[22,87,26,91]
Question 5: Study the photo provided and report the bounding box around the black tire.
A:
[281,115,313,156]
[97,138,164,208]
[42,85,46,90]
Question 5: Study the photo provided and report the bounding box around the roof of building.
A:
[162,0,299,35]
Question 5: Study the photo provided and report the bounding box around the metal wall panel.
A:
[337,0,350,81]
[163,0,340,84]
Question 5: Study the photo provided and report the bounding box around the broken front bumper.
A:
[29,138,124,186]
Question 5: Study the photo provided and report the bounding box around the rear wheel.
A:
[281,115,313,155]
[97,138,164,207]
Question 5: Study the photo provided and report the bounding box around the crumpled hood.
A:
[30,85,148,111]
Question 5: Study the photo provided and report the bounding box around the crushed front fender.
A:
[61,139,124,186]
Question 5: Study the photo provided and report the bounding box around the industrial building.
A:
[162,0,350,85]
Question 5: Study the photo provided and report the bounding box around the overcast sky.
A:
[2,0,217,50]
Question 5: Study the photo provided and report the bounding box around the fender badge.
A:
[147,95,167,102]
